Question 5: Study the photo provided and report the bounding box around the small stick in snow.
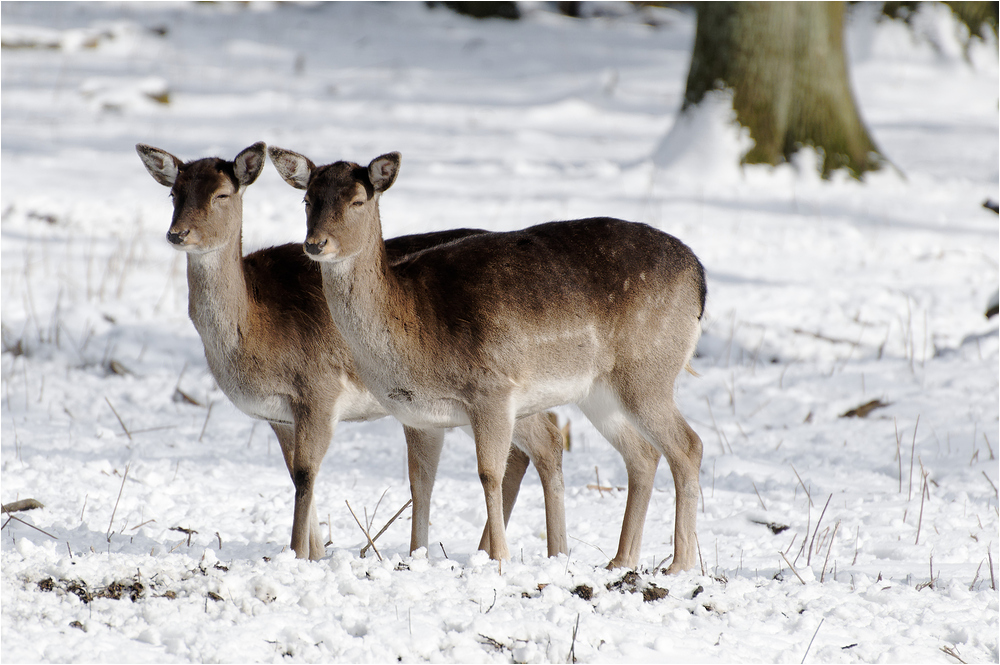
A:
[198,400,215,443]
[915,472,928,545]
[790,465,813,507]
[360,499,413,558]
[982,471,997,495]
[940,645,967,663]
[567,613,581,664]
[780,551,807,585]
[969,559,983,590]
[807,494,832,567]
[907,416,920,501]
[1,498,44,513]
[752,482,767,511]
[345,500,381,562]
[3,512,58,540]
[800,618,824,664]
[440,542,449,559]
[106,463,131,541]
[989,549,996,592]
[894,418,902,492]
[820,521,840,583]
[105,397,132,440]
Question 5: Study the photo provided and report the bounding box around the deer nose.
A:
[304,239,327,256]
[167,229,190,245]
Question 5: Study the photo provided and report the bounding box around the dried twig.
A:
[807,494,832,567]
[908,416,920,501]
[106,463,131,540]
[2,512,58,540]
[801,618,825,664]
[752,482,767,511]
[105,397,132,440]
[941,645,967,663]
[567,613,581,664]
[791,465,813,507]
[820,521,840,583]
[345,500,381,562]
[982,471,998,495]
[780,551,807,585]
[360,499,412,558]
[915,472,929,545]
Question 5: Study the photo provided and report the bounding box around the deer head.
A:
[268,147,400,262]
[137,142,266,253]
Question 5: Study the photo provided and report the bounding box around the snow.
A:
[1,2,997,663]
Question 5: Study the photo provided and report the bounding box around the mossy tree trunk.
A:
[684,1,885,179]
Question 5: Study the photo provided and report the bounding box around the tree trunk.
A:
[684,1,885,179]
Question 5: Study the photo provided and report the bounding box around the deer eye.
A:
[214,193,229,201]
[351,200,365,208]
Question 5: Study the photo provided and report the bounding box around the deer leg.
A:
[470,406,515,561]
[660,414,703,574]
[579,393,660,569]
[403,426,444,554]
[512,412,567,557]
[607,426,660,569]
[286,409,334,561]
[270,421,323,560]
[623,401,702,574]
[478,445,529,554]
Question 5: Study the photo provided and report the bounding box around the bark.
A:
[684,2,885,179]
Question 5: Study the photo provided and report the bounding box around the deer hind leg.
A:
[579,391,660,569]
[479,445,528,555]
[403,426,445,554]
[480,411,567,558]
[270,421,326,560]
[618,384,703,574]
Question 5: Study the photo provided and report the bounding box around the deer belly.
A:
[228,389,294,425]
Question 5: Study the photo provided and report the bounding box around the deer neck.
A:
[319,215,417,374]
[185,232,250,358]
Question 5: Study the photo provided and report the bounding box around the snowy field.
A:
[1,2,997,662]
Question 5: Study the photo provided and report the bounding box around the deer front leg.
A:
[403,426,444,554]
[470,405,516,561]
[270,422,324,560]
[286,407,334,561]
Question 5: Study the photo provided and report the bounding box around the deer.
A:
[136,142,567,561]
[268,147,707,572]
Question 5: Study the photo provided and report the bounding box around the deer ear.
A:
[234,142,266,188]
[136,144,182,187]
[268,146,314,190]
[368,152,400,193]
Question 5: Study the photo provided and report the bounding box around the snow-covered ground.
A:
[1,2,997,662]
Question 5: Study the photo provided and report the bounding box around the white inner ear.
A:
[149,153,179,185]
[291,160,311,187]
[372,158,393,184]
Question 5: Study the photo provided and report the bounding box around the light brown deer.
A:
[268,147,706,572]
[136,142,567,561]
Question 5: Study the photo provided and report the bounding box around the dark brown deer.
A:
[136,142,567,560]
[268,147,706,572]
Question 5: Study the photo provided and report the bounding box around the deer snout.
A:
[167,228,190,245]
[304,238,327,255]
